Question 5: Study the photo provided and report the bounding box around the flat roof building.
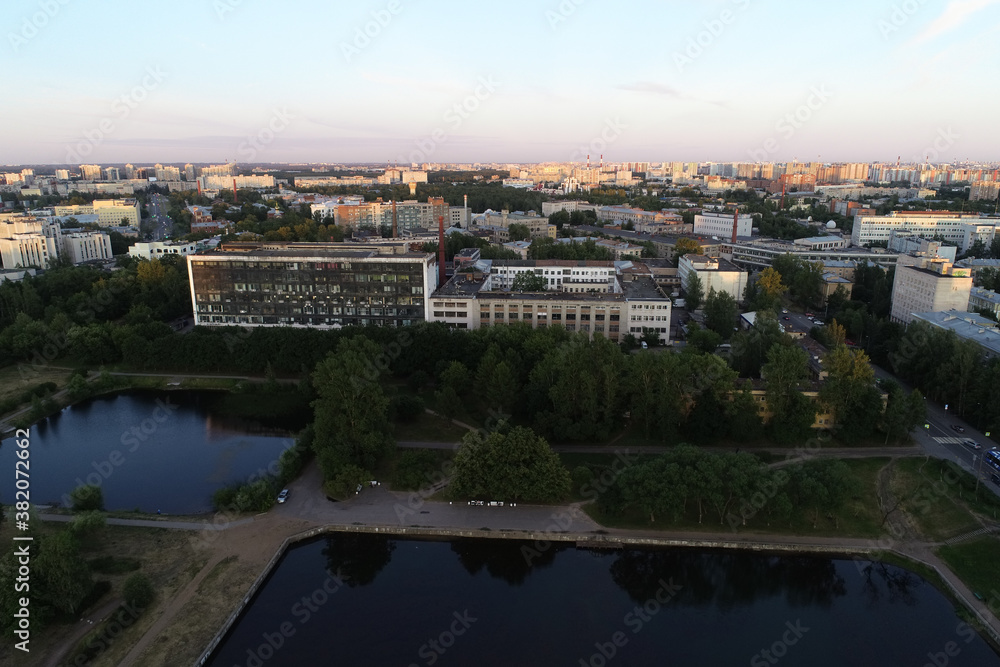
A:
[187,243,438,328]
[677,254,749,303]
[430,260,671,344]
[911,311,1000,358]
[890,257,973,324]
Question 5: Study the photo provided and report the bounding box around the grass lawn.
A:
[892,458,986,541]
[583,457,888,539]
[937,537,1000,600]
[0,363,74,415]
[0,519,202,667]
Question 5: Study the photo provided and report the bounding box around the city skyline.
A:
[2,0,1000,164]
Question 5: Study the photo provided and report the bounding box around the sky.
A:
[1,0,999,166]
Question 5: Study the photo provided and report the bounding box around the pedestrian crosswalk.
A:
[933,437,966,445]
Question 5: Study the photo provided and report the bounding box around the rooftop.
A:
[912,310,1000,356]
[622,276,668,300]
[970,287,1000,306]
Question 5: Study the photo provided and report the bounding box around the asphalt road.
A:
[147,193,173,241]
[872,364,1000,496]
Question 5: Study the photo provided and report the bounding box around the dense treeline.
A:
[0,256,190,368]
[891,321,1000,433]
[601,445,859,529]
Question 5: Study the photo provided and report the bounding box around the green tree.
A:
[311,337,394,478]
[507,223,531,242]
[35,531,94,619]
[122,572,155,610]
[763,345,814,443]
[451,426,570,503]
[685,273,704,310]
[686,322,723,354]
[512,272,547,291]
[704,288,739,339]
[756,267,786,309]
[327,464,371,500]
[674,237,702,263]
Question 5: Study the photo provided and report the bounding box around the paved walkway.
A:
[38,513,255,531]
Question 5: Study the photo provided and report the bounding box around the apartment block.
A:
[0,217,62,269]
[62,230,113,264]
[970,181,1000,202]
[890,257,973,324]
[187,243,438,328]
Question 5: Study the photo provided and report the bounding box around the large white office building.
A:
[693,212,753,239]
[851,212,997,252]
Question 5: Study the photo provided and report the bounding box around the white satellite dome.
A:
[826,220,837,229]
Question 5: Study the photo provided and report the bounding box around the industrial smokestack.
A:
[587,154,590,168]
[732,209,739,243]
[392,200,398,238]
[437,215,446,287]
[233,178,238,203]
[197,180,202,197]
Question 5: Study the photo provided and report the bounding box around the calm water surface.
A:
[0,390,294,513]
[207,534,1000,667]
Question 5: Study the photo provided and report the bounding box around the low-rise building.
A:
[130,241,198,261]
[677,254,749,303]
[430,260,671,343]
[969,286,1000,319]
[911,311,1000,358]
[721,238,899,271]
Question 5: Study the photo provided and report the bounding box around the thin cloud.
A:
[617,81,730,108]
[907,0,1000,46]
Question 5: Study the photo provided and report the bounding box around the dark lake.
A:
[0,390,296,514]
[206,533,1000,667]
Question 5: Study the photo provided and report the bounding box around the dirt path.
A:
[118,514,315,666]
[42,597,122,667]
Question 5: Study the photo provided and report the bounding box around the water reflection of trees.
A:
[856,560,921,607]
[608,549,847,609]
[322,534,395,587]
[450,539,565,586]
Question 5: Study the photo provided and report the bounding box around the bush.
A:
[70,511,106,539]
[326,464,370,500]
[70,484,104,511]
[121,573,155,609]
[277,444,310,487]
[212,478,275,513]
[393,450,449,491]
[391,394,425,422]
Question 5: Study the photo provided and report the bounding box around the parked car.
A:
[951,424,966,433]
[277,489,289,503]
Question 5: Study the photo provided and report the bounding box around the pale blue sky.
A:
[2,0,999,165]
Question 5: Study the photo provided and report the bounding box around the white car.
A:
[276,489,289,503]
